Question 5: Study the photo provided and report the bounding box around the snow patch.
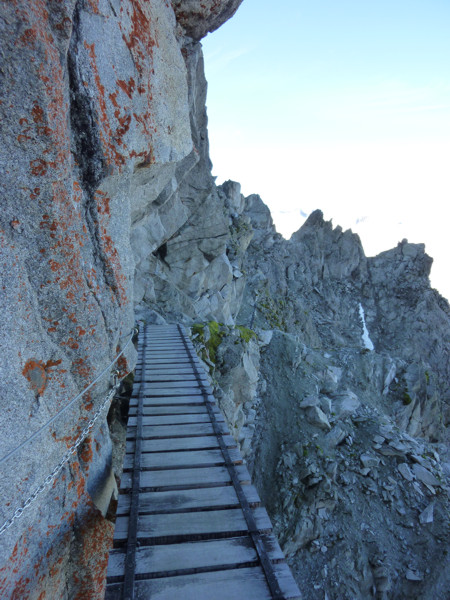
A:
[359,303,374,351]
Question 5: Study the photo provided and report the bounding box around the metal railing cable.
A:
[0,326,138,536]
[0,326,137,466]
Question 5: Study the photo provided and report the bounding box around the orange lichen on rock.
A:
[117,77,136,99]
[30,158,48,176]
[79,436,94,465]
[18,1,71,180]
[83,391,94,412]
[41,180,94,311]
[72,357,92,380]
[99,228,128,305]
[22,358,62,395]
[66,460,87,502]
[116,347,128,378]
[2,0,136,597]
[22,359,47,395]
[0,535,31,599]
[86,0,101,15]
[71,503,114,600]
[94,189,110,216]
[31,102,44,123]
[84,41,127,168]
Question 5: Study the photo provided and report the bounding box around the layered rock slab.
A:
[173,0,244,40]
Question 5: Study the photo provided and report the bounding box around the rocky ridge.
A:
[187,195,450,599]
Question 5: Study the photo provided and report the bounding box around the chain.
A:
[0,375,121,536]
[0,327,138,467]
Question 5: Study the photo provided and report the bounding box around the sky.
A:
[202,0,450,299]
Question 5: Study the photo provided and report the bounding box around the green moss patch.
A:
[206,321,225,364]
[236,325,257,343]
[402,392,413,405]
[191,321,226,370]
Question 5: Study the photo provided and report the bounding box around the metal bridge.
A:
[105,324,301,599]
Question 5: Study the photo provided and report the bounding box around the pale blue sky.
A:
[203,0,450,298]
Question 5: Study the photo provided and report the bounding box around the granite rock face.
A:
[132,37,250,325]
[0,0,242,597]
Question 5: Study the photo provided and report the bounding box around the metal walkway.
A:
[105,324,301,599]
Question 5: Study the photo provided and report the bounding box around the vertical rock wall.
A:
[0,0,242,596]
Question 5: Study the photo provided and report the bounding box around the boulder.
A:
[173,0,244,40]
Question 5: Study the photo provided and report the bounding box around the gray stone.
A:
[0,1,250,595]
[173,0,244,40]
[326,365,342,386]
[419,502,435,524]
[373,565,391,593]
[332,391,361,418]
[412,464,440,487]
[360,453,380,469]
[319,395,332,415]
[244,194,276,240]
[325,426,347,448]
[306,406,332,430]
[406,569,424,581]
[221,180,246,215]
[143,310,167,325]
[373,435,386,445]
[299,395,320,408]
[257,329,273,346]
[292,517,319,549]
[398,463,414,482]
